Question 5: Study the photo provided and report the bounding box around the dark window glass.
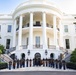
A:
[64,25,68,32]
[0,25,1,31]
[26,37,28,45]
[47,38,49,47]
[8,25,12,32]
[36,36,40,48]
[6,39,10,49]
[65,39,70,49]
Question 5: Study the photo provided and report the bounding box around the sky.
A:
[0,0,76,14]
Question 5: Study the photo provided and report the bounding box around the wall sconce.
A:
[45,50,48,55]
[28,50,30,56]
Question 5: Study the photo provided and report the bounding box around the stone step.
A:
[0,67,75,72]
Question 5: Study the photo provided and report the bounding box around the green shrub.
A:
[0,62,8,70]
[70,48,76,63]
[0,44,5,54]
[66,62,76,70]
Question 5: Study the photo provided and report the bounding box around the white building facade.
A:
[0,0,76,60]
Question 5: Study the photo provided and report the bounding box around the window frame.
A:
[65,39,70,49]
[7,25,12,32]
[64,25,68,32]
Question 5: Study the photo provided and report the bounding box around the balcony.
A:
[48,45,56,49]
[21,45,28,49]
[33,45,43,49]
[16,24,54,31]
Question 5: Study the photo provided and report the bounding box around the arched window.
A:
[21,53,25,59]
[50,53,54,59]
[10,54,15,60]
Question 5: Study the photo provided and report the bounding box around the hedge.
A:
[0,62,8,70]
[66,62,76,70]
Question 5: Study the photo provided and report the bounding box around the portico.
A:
[13,12,60,50]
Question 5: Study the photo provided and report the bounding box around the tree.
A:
[0,49,2,62]
[70,48,76,63]
[0,44,5,54]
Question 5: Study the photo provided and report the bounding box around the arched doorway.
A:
[10,54,15,60]
[34,53,41,66]
[21,53,25,59]
[50,53,54,59]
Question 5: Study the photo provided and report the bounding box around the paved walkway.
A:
[0,67,75,72]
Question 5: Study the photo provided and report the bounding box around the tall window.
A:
[75,25,76,32]
[65,39,70,49]
[6,39,10,49]
[64,25,68,32]
[0,25,1,31]
[26,37,28,45]
[7,25,12,32]
[47,38,49,47]
[36,36,40,48]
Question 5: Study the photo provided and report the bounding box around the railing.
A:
[0,54,13,63]
[46,24,53,28]
[16,24,55,31]
[48,45,56,49]
[21,45,28,49]
[6,47,16,54]
[33,45,43,49]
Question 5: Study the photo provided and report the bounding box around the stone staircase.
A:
[63,53,71,62]
[0,54,13,63]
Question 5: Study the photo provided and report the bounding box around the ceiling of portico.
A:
[17,12,59,26]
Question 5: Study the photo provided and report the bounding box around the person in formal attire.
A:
[26,58,28,67]
[55,59,58,69]
[8,61,12,70]
[30,59,32,67]
[17,59,20,68]
[62,60,66,70]
[13,59,16,69]
[59,60,62,69]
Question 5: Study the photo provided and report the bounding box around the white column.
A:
[59,19,64,47]
[42,12,47,49]
[18,15,23,50]
[13,19,16,47]
[53,15,58,47]
[28,12,33,50]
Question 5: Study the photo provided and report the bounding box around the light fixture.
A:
[45,50,48,55]
[28,50,30,56]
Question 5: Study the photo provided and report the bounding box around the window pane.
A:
[26,37,28,45]
[8,25,12,32]
[36,36,40,48]
[64,25,68,32]
[75,25,76,32]
[6,39,10,49]
[0,25,1,31]
[65,39,70,49]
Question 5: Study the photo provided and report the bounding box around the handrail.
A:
[48,45,56,49]
[6,47,16,54]
[21,45,28,49]
[0,54,13,63]
[33,45,43,49]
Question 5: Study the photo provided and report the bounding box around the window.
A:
[7,25,12,32]
[0,36,1,39]
[65,39,70,49]
[6,39,10,49]
[36,36,40,48]
[75,25,76,32]
[47,38,49,47]
[0,25,1,31]
[64,25,68,32]
[26,37,28,45]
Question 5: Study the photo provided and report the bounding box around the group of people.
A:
[8,58,66,70]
